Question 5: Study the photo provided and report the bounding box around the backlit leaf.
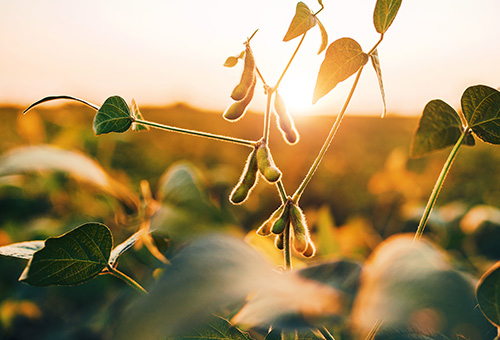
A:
[0,241,44,260]
[370,49,387,117]
[313,38,368,104]
[316,18,328,54]
[23,95,99,114]
[410,100,475,158]
[224,56,239,67]
[373,0,403,34]
[93,96,133,135]
[166,316,253,340]
[20,223,112,286]
[477,262,500,327]
[283,2,317,42]
[131,98,149,132]
[461,85,500,144]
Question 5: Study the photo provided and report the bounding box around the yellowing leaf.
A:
[283,2,317,42]
[373,0,403,34]
[370,49,387,117]
[223,56,239,67]
[316,18,328,54]
[313,38,368,104]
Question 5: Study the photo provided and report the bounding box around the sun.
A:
[277,72,317,115]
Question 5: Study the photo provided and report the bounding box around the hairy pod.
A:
[256,144,282,183]
[230,45,255,101]
[257,204,285,236]
[272,202,290,234]
[229,149,258,204]
[302,239,316,258]
[275,233,284,250]
[223,74,256,121]
[274,91,299,145]
[289,203,309,253]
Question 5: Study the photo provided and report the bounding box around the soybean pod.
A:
[272,201,290,234]
[256,143,282,183]
[230,148,259,204]
[223,73,256,121]
[230,44,255,101]
[257,204,285,236]
[289,203,309,253]
[274,91,299,145]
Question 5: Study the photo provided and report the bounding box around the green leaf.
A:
[283,2,317,42]
[316,18,328,54]
[313,38,368,104]
[23,95,99,114]
[477,262,500,327]
[373,0,403,34]
[130,98,149,132]
[370,49,387,117]
[166,316,253,340]
[93,96,133,135]
[410,99,475,158]
[20,223,113,286]
[461,85,500,144]
[0,241,44,260]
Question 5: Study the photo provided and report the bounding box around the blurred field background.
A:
[1,104,500,339]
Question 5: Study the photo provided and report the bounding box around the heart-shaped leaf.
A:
[313,38,368,104]
[373,0,403,34]
[93,96,133,135]
[20,223,113,286]
[370,49,387,117]
[283,2,317,42]
[410,99,475,158]
[461,85,500,144]
[0,241,45,260]
[477,262,500,328]
[316,18,328,54]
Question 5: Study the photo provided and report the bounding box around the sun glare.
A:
[277,72,317,115]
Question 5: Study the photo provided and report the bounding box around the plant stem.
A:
[292,67,364,202]
[368,34,384,55]
[318,327,336,340]
[276,180,288,203]
[413,132,466,242]
[107,266,149,296]
[283,221,292,270]
[274,33,307,91]
[263,90,274,143]
[134,119,255,148]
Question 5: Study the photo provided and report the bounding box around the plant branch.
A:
[413,132,466,242]
[292,67,364,202]
[283,221,292,270]
[274,33,307,91]
[263,90,274,143]
[134,119,255,147]
[368,34,384,55]
[318,327,336,340]
[276,180,288,203]
[107,266,149,295]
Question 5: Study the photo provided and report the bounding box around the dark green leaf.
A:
[316,18,328,54]
[461,85,500,144]
[477,262,500,327]
[283,2,317,42]
[370,49,387,117]
[410,99,475,158]
[0,241,44,260]
[313,38,368,104]
[373,0,403,34]
[20,223,113,286]
[93,96,133,135]
[23,95,99,114]
[166,316,253,340]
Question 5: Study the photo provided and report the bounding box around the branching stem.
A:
[413,132,466,242]
[134,119,255,148]
[107,266,149,295]
[274,33,307,91]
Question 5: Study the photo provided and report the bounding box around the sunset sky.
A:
[1,0,499,116]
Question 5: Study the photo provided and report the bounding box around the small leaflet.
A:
[131,98,149,131]
[370,49,387,118]
[316,18,328,54]
[373,0,403,34]
[283,2,317,42]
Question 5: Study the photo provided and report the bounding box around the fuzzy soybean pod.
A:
[274,91,299,145]
[230,45,255,101]
[256,143,282,183]
[289,203,309,254]
[272,202,290,234]
[229,148,259,204]
[302,240,316,258]
[257,204,285,236]
[275,233,284,250]
[223,74,256,121]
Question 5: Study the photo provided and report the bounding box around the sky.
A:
[0,0,499,116]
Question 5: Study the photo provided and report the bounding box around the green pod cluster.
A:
[257,204,285,236]
[230,45,255,101]
[229,148,259,204]
[256,143,282,183]
[274,91,299,145]
[272,202,291,234]
[289,203,309,253]
[223,74,256,121]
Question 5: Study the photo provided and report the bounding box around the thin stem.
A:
[276,180,288,203]
[263,91,274,143]
[283,221,292,270]
[134,119,255,148]
[292,67,364,202]
[414,132,466,242]
[274,33,307,91]
[255,66,267,86]
[107,266,149,296]
[318,327,336,340]
[368,34,384,55]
